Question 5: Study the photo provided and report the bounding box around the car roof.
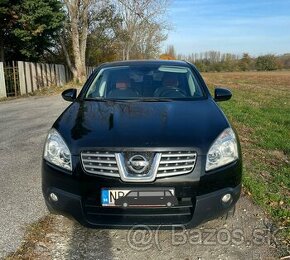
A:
[100,59,191,68]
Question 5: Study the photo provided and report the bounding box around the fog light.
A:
[221,193,232,203]
[49,193,58,202]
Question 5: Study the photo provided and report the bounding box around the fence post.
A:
[56,64,61,86]
[18,61,26,95]
[0,62,7,98]
[31,63,37,90]
[41,63,47,87]
[25,62,32,93]
[64,66,68,82]
[36,63,43,88]
[46,64,51,86]
[59,65,66,86]
[50,64,56,85]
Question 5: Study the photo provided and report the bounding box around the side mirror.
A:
[214,87,232,102]
[62,88,77,102]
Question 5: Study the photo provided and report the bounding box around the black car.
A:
[42,60,242,228]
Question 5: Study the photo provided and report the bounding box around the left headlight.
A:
[206,128,238,171]
[44,128,72,171]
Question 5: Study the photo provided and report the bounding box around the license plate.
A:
[101,188,175,207]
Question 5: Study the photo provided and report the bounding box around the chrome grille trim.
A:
[158,164,195,171]
[82,152,116,157]
[161,153,196,157]
[81,151,119,177]
[157,151,197,177]
[159,159,193,164]
[81,150,197,179]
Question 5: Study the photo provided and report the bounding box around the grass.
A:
[203,71,290,231]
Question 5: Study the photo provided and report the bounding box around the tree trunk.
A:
[79,0,89,82]
[71,16,85,83]
[63,0,89,83]
[126,47,130,60]
[59,35,78,79]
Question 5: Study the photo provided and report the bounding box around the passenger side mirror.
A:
[62,88,77,102]
[214,87,232,102]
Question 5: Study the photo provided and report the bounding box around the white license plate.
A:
[101,188,175,207]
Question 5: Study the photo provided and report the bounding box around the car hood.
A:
[54,99,230,155]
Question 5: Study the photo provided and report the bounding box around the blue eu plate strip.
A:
[101,189,109,204]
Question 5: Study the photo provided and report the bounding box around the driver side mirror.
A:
[62,88,77,102]
[214,87,232,102]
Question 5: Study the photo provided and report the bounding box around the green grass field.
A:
[203,71,290,229]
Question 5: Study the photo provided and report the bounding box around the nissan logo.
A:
[128,155,149,173]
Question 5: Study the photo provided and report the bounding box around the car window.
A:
[165,191,172,196]
[139,191,164,196]
[127,191,137,197]
[85,65,204,100]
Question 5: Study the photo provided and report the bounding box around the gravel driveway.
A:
[0,95,283,259]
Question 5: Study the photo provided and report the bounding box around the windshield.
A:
[85,65,204,100]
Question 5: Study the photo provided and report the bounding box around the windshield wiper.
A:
[138,98,174,102]
[84,98,134,102]
[84,98,174,102]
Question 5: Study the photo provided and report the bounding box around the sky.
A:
[164,0,290,56]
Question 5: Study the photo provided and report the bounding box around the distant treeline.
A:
[161,46,290,72]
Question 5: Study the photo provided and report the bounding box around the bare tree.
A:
[59,0,170,81]
[114,0,170,60]
[166,45,176,59]
[61,0,97,83]
[133,21,167,58]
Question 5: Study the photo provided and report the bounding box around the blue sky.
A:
[164,0,290,56]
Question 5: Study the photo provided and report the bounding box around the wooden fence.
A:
[0,61,95,98]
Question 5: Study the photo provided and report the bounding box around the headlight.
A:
[206,128,238,171]
[44,128,72,171]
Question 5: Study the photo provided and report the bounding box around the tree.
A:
[60,1,126,82]
[239,53,252,71]
[279,53,290,69]
[0,0,64,61]
[159,53,175,60]
[131,21,167,59]
[256,54,279,71]
[165,45,176,59]
[0,0,18,61]
[60,0,93,83]
[221,54,232,71]
[86,4,123,65]
[160,45,176,60]
[114,0,170,60]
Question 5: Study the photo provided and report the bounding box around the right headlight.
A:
[44,128,72,171]
[206,128,238,171]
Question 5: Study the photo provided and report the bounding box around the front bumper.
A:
[45,184,241,228]
[42,158,242,228]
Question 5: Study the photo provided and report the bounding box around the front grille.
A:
[81,151,119,177]
[157,151,197,177]
[81,150,197,179]
[84,197,194,226]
